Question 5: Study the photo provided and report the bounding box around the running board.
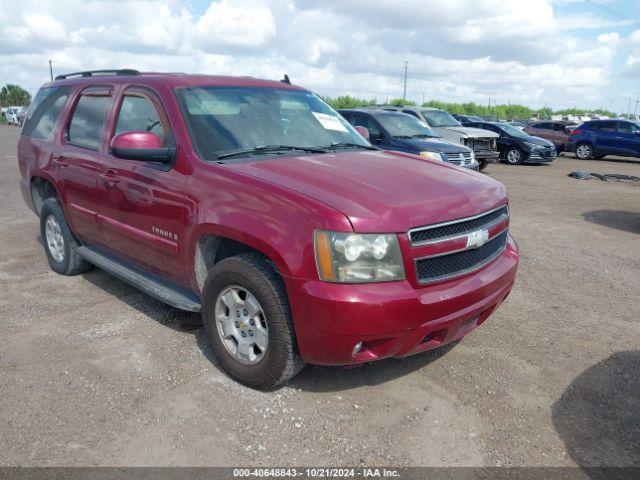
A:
[77,246,201,312]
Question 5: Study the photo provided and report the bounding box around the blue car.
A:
[339,109,479,170]
[567,119,640,160]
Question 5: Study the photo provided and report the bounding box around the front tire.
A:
[575,143,593,160]
[505,147,524,165]
[478,160,488,171]
[40,198,92,275]
[202,253,304,390]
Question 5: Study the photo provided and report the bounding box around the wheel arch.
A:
[190,225,291,293]
[30,175,61,216]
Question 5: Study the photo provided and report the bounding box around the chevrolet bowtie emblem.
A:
[466,229,489,249]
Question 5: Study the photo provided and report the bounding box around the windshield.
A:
[499,124,531,138]
[421,110,461,127]
[375,113,440,138]
[175,86,370,161]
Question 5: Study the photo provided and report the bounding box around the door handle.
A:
[52,156,69,168]
[100,170,120,188]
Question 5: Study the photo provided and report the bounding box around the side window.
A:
[353,114,381,137]
[553,123,566,131]
[67,92,112,150]
[402,110,420,119]
[596,121,616,132]
[22,86,70,139]
[114,92,169,144]
[537,123,552,130]
[618,122,639,135]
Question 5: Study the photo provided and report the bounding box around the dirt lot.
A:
[1,125,638,469]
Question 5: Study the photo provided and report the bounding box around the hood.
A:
[224,150,507,233]
[520,135,554,147]
[393,137,472,154]
[438,126,499,139]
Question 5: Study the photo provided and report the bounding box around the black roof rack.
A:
[54,69,140,81]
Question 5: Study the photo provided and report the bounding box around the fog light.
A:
[352,341,363,356]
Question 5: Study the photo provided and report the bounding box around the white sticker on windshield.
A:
[312,112,348,132]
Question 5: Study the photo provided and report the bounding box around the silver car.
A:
[370,106,500,170]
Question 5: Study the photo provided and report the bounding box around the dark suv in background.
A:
[339,109,478,169]
[567,119,640,160]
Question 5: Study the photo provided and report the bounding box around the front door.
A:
[616,121,640,156]
[96,86,187,284]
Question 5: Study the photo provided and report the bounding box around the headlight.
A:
[524,141,541,150]
[314,231,405,283]
[419,151,444,161]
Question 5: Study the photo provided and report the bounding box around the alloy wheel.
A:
[45,215,65,263]
[214,285,268,365]
[576,144,592,159]
[506,149,521,164]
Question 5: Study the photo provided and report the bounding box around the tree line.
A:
[322,95,618,120]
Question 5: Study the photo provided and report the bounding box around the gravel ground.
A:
[1,125,638,468]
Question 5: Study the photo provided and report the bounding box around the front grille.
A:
[465,138,494,152]
[415,231,508,283]
[409,205,508,245]
[444,152,473,166]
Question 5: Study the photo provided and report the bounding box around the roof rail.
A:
[54,69,140,81]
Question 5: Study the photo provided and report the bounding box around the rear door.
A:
[616,121,640,156]
[56,86,113,242]
[97,86,187,283]
[593,121,619,154]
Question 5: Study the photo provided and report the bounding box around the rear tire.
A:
[201,253,304,390]
[575,143,593,160]
[40,198,92,275]
[478,161,488,171]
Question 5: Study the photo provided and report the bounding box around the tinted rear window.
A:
[22,86,70,139]
[67,94,112,150]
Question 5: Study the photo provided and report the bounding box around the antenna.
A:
[49,60,53,81]
[281,74,291,85]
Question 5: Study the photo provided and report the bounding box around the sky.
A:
[0,0,639,113]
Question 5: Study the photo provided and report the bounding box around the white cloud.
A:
[0,0,632,110]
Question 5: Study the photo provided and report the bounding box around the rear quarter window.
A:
[21,86,71,139]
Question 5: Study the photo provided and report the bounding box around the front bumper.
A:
[285,235,519,365]
[474,150,500,163]
[525,148,556,163]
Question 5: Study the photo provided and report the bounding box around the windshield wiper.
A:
[216,145,328,160]
[318,142,378,151]
[410,134,438,138]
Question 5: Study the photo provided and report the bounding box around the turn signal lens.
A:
[314,230,335,281]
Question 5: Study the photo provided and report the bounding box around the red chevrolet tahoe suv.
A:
[18,69,519,389]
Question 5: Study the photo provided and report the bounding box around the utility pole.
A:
[633,96,639,118]
[402,61,408,101]
[422,92,425,105]
[49,60,53,81]
[627,97,632,119]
